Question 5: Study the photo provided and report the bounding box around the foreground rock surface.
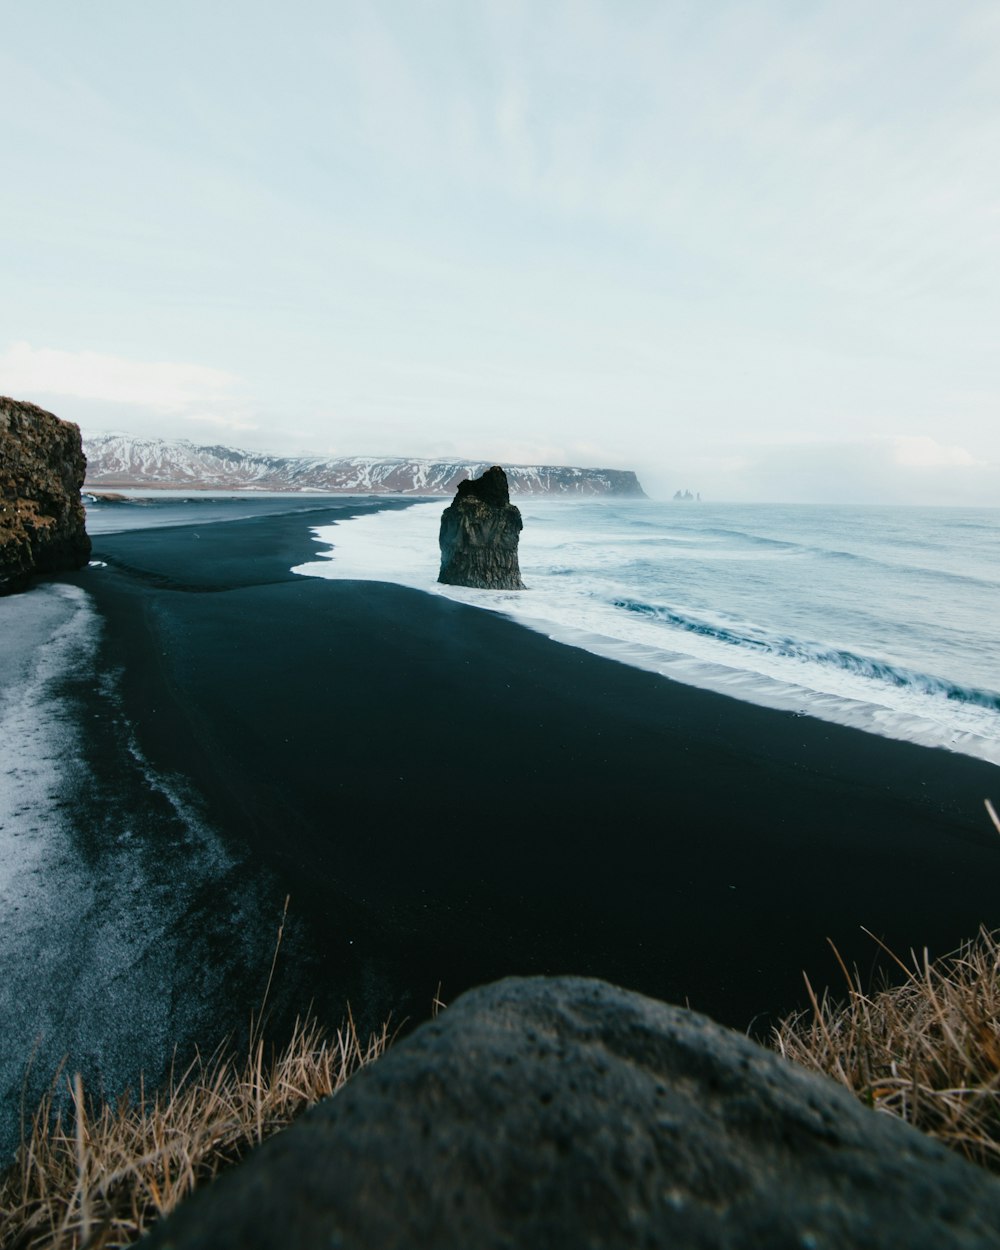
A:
[149,976,1000,1249]
[0,396,90,594]
[438,465,525,589]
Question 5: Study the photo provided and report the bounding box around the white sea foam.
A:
[0,584,254,1150]
[293,501,1000,766]
[0,585,96,902]
[0,586,106,1116]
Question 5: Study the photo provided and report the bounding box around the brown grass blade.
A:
[773,926,1000,1172]
[0,1010,389,1250]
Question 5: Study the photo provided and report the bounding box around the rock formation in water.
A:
[147,975,1000,1250]
[83,434,647,496]
[0,396,91,595]
[438,466,525,590]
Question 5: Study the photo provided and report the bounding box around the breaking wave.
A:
[611,599,1000,712]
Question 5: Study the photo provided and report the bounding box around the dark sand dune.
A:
[76,502,1000,1038]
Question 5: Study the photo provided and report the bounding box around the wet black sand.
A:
[75,501,1000,1037]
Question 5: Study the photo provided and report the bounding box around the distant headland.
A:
[83,434,647,498]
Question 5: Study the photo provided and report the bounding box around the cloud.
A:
[0,341,241,411]
[183,412,260,433]
[889,435,980,469]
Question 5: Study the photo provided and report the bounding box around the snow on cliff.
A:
[83,435,646,497]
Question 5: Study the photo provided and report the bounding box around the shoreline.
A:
[292,500,1000,769]
[66,501,1000,1041]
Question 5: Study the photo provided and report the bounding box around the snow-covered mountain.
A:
[82,435,646,497]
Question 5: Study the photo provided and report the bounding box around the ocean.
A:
[3,492,998,1160]
[294,499,1000,767]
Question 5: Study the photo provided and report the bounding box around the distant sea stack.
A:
[438,466,525,590]
[83,434,647,497]
[0,396,91,595]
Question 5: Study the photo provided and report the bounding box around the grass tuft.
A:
[0,1010,389,1250]
[772,921,1000,1173]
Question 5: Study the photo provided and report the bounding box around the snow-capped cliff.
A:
[83,435,646,497]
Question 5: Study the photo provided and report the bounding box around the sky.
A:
[1,0,998,504]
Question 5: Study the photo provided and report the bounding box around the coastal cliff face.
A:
[83,434,647,497]
[0,396,91,595]
[438,466,525,590]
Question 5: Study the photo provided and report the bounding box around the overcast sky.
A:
[2,1,998,503]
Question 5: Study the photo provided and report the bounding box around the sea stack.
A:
[0,396,91,595]
[438,465,525,590]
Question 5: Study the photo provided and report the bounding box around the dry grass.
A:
[7,801,1000,1245]
[773,926,1000,1171]
[773,798,1000,1173]
[0,898,391,1249]
[0,1010,389,1250]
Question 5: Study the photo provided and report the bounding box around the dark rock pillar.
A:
[1,396,91,595]
[438,465,525,590]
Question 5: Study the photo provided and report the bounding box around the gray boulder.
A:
[438,465,525,589]
[149,976,1000,1249]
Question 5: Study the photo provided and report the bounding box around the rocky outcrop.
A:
[83,434,647,496]
[148,976,1000,1250]
[0,397,91,595]
[438,466,525,590]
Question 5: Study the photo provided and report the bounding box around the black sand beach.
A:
[73,500,1000,1039]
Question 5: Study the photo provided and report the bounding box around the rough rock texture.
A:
[148,976,1000,1250]
[438,465,525,590]
[0,396,91,595]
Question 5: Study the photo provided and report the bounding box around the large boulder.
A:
[438,465,525,589]
[0,396,91,595]
[148,976,1000,1249]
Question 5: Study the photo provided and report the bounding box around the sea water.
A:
[293,500,1000,767]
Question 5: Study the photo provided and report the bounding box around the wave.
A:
[612,598,1000,712]
[294,503,1000,763]
[675,526,999,592]
[816,549,999,592]
[693,526,803,552]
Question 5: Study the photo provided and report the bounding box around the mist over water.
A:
[294,500,1000,765]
